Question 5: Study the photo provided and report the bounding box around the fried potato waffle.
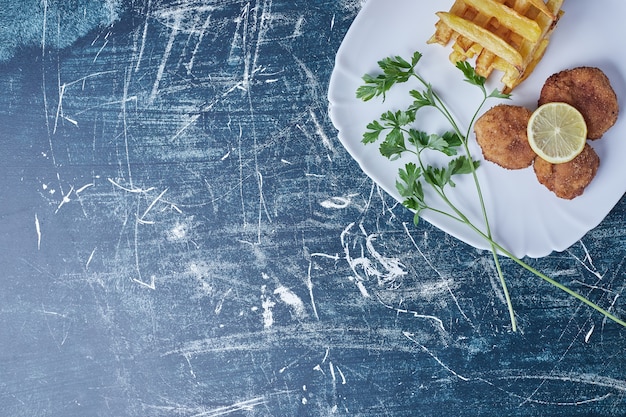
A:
[428,0,564,93]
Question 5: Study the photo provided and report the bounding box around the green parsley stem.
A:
[461,96,518,332]
[415,77,519,331]
[430,187,626,328]
[427,178,517,331]
[358,52,625,330]
[478,227,626,328]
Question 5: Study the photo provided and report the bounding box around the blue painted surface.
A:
[1,1,625,416]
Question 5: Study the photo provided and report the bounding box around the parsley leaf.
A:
[362,120,385,144]
[355,53,422,101]
[448,155,480,176]
[354,50,626,331]
[396,162,426,225]
[379,128,407,160]
[456,60,486,87]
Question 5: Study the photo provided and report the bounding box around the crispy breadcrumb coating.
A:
[533,144,600,199]
[538,67,619,139]
[474,104,536,169]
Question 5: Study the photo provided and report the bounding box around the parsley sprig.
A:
[357,51,626,331]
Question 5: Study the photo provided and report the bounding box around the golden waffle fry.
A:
[428,0,564,93]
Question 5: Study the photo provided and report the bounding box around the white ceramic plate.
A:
[328,0,626,258]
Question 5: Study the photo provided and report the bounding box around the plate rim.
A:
[328,0,626,258]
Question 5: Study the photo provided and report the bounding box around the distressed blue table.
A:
[1,1,625,416]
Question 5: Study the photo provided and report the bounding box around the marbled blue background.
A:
[1,1,625,416]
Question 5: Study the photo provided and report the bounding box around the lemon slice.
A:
[527,102,587,164]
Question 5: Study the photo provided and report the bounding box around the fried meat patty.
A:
[533,144,600,200]
[474,104,536,170]
[538,67,619,139]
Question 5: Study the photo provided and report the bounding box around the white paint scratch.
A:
[134,0,151,72]
[355,280,370,297]
[498,372,626,393]
[336,365,347,385]
[320,194,358,210]
[261,285,275,329]
[402,222,475,329]
[107,178,155,194]
[171,82,244,141]
[54,186,74,214]
[212,288,228,314]
[309,109,334,153]
[86,247,96,270]
[75,183,94,194]
[403,332,470,382]
[292,15,304,37]
[321,347,329,363]
[340,222,407,295]
[584,324,595,343]
[306,259,320,320]
[184,353,197,379]
[567,242,603,279]
[35,214,42,250]
[53,82,66,135]
[311,252,340,261]
[149,13,180,103]
[139,188,168,222]
[486,372,625,406]
[185,13,212,74]
[365,233,407,284]
[189,395,267,417]
[92,31,110,63]
[377,296,446,332]
[274,286,307,319]
[133,275,156,290]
